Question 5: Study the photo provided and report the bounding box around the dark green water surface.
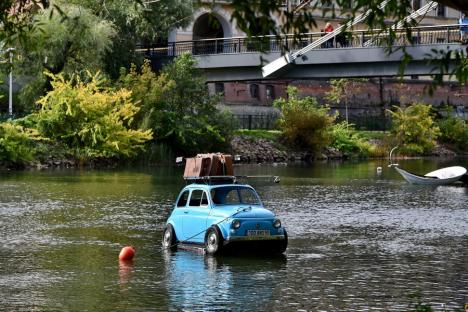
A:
[0,159,467,311]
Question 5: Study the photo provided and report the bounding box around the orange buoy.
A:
[119,246,135,261]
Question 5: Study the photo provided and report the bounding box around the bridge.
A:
[143,24,465,82]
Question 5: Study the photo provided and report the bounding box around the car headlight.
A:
[273,219,281,228]
[232,219,241,229]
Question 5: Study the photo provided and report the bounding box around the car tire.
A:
[276,228,288,254]
[205,226,224,255]
[162,224,177,251]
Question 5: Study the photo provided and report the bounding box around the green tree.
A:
[16,3,116,112]
[118,54,233,155]
[325,78,368,124]
[274,86,336,151]
[65,0,193,78]
[161,54,233,155]
[437,108,467,151]
[33,71,152,160]
[387,103,440,154]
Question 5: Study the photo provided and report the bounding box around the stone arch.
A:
[191,7,234,40]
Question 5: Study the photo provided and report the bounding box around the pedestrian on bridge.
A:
[460,13,468,43]
[324,22,334,48]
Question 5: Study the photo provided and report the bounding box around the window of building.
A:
[412,0,421,10]
[266,85,275,100]
[250,84,259,99]
[437,5,445,17]
[215,82,224,96]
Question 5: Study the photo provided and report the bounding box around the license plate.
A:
[247,230,270,237]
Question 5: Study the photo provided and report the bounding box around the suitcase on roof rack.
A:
[183,153,234,178]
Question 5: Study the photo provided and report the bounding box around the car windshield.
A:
[210,186,260,205]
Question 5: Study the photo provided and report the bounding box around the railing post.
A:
[446,26,450,43]
[361,31,365,47]
[172,42,176,56]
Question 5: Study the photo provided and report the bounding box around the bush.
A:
[274,86,336,151]
[34,71,152,160]
[437,115,467,152]
[118,55,234,155]
[330,122,374,157]
[0,122,43,164]
[386,103,440,155]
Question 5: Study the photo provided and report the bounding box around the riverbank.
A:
[230,135,345,163]
[0,132,464,170]
[230,133,462,164]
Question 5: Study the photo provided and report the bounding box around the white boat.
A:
[392,165,467,185]
[388,146,467,185]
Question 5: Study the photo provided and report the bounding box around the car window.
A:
[211,187,260,205]
[189,190,208,207]
[177,190,189,207]
[224,189,240,205]
[239,188,260,205]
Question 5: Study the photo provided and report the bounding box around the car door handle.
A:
[183,211,189,214]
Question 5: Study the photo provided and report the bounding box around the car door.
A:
[172,190,190,240]
[182,189,210,243]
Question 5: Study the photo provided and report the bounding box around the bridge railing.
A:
[138,24,462,57]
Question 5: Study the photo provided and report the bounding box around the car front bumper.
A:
[225,234,286,242]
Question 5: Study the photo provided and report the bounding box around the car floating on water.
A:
[162,176,288,255]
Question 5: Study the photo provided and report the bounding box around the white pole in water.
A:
[6,48,15,117]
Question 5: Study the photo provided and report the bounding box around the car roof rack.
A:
[184,176,237,185]
[184,175,280,185]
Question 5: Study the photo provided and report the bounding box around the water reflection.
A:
[119,260,134,292]
[163,250,286,311]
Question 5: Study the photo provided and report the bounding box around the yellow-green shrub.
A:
[274,86,336,151]
[34,72,152,159]
[386,103,440,155]
[0,122,42,164]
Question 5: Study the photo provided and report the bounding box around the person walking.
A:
[460,14,468,43]
[324,22,334,47]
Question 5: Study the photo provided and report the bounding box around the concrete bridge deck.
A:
[142,24,466,82]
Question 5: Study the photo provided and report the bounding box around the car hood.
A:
[211,206,275,219]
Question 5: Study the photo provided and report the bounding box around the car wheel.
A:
[276,228,288,254]
[162,224,177,250]
[205,226,224,255]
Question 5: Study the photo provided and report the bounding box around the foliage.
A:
[437,111,468,151]
[34,72,152,160]
[326,78,368,106]
[234,129,282,141]
[65,0,193,78]
[117,60,175,128]
[274,86,336,151]
[0,121,43,164]
[386,103,440,155]
[118,54,234,155]
[357,131,386,140]
[330,122,374,157]
[16,3,116,112]
[0,0,49,45]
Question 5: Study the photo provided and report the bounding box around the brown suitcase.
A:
[183,157,211,178]
[184,153,234,178]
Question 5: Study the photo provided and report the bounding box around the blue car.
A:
[162,177,288,255]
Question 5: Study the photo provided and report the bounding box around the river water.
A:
[0,159,467,311]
